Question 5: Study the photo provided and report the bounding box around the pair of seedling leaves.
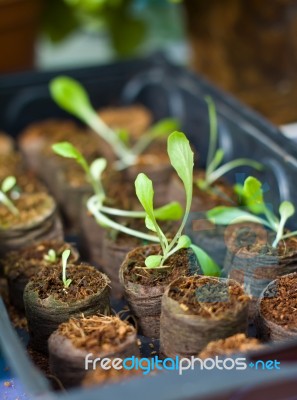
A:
[208,176,297,248]
[43,248,72,288]
[53,132,220,277]
[50,77,262,190]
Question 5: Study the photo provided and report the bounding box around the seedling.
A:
[197,97,262,191]
[62,249,72,288]
[207,176,296,248]
[44,249,57,263]
[134,131,221,276]
[0,176,19,216]
[50,76,179,170]
[52,141,184,242]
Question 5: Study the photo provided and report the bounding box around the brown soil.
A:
[98,105,152,143]
[238,235,297,257]
[58,315,135,353]
[135,143,169,167]
[15,173,47,194]
[123,245,192,287]
[83,358,144,387]
[193,169,237,208]
[27,346,50,376]
[0,193,55,229]
[3,240,78,281]
[0,153,24,179]
[7,305,28,330]
[199,333,262,358]
[169,276,250,318]
[260,273,297,329]
[0,133,14,155]
[28,264,107,303]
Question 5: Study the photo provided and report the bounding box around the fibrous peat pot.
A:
[160,276,250,358]
[257,272,297,341]
[224,227,297,319]
[48,315,139,388]
[0,193,63,258]
[168,171,236,266]
[119,244,201,338]
[3,240,79,311]
[24,264,111,353]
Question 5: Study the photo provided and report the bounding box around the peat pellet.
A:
[223,229,297,319]
[198,333,263,359]
[48,315,139,388]
[160,276,250,358]
[3,240,79,311]
[0,193,63,259]
[257,273,297,341]
[24,264,111,353]
[119,244,201,338]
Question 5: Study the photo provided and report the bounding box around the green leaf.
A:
[62,249,71,266]
[207,148,224,175]
[167,131,194,213]
[90,158,107,181]
[64,278,72,288]
[207,206,266,226]
[1,176,16,193]
[154,202,183,221]
[242,176,264,214]
[52,142,82,160]
[190,245,221,277]
[117,129,130,145]
[50,76,94,121]
[148,118,180,139]
[145,255,163,269]
[135,173,156,224]
[279,201,295,221]
[177,235,192,249]
[145,215,157,233]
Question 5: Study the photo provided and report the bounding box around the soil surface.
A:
[123,245,193,286]
[199,333,262,358]
[169,276,250,318]
[0,153,24,179]
[0,193,55,229]
[260,273,297,329]
[3,240,78,280]
[0,133,14,155]
[28,264,107,303]
[58,315,135,353]
[238,235,297,257]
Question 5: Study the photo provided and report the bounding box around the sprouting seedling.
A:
[44,249,57,263]
[52,141,184,241]
[207,176,296,248]
[134,131,221,276]
[0,176,19,216]
[49,76,179,170]
[197,97,263,192]
[62,249,72,288]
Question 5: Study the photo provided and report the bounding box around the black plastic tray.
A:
[1,54,297,399]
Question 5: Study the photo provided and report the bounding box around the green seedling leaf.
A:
[279,201,295,221]
[177,235,192,249]
[135,173,158,229]
[242,176,264,214]
[44,249,57,263]
[145,255,163,269]
[154,202,183,221]
[167,131,194,213]
[52,142,82,160]
[190,244,221,277]
[206,149,224,176]
[1,176,16,193]
[207,206,267,226]
[90,158,107,181]
[50,76,94,121]
[145,215,157,233]
[149,118,180,138]
[62,249,71,288]
[64,278,72,288]
[117,129,130,145]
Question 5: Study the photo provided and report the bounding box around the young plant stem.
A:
[205,96,218,174]
[0,192,19,216]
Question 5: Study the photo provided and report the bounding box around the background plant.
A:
[44,249,57,263]
[0,176,19,216]
[197,97,263,192]
[207,176,296,248]
[50,76,179,170]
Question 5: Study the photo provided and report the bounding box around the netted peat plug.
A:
[257,272,297,341]
[198,333,263,359]
[3,240,79,311]
[48,315,139,388]
[0,189,63,259]
[160,276,250,358]
[24,252,111,353]
[119,244,200,338]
